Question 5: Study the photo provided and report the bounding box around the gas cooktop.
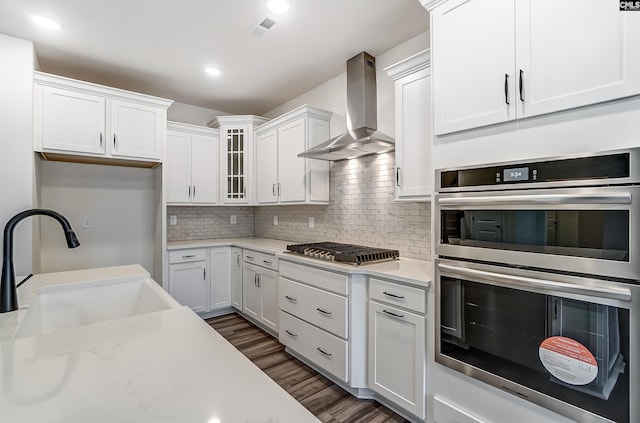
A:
[286,242,399,265]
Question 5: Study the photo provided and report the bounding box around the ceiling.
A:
[0,0,429,115]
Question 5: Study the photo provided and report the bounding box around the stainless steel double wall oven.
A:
[435,149,639,423]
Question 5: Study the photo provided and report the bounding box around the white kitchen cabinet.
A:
[210,247,231,310]
[278,260,368,392]
[168,249,209,314]
[428,0,640,135]
[255,105,332,205]
[231,247,243,310]
[368,277,426,419]
[242,250,278,333]
[166,122,219,204]
[209,115,269,204]
[34,72,171,166]
[384,50,432,201]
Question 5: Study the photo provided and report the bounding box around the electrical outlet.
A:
[82,216,92,229]
[169,215,177,225]
[230,215,237,224]
[273,215,278,226]
[309,217,314,228]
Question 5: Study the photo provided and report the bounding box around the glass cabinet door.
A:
[225,127,246,201]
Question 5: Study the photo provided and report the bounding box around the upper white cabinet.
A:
[384,51,432,201]
[255,105,332,205]
[34,72,172,166]
[166,122,220,204]
[428,0,640,135]
[209,115,269,204]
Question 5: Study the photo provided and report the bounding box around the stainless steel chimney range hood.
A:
[298,52,394,161]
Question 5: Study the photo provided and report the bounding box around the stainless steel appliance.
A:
[434,149,640,423]
[286,242,399,265]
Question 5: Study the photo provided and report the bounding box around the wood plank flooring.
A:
[206,313,411,423]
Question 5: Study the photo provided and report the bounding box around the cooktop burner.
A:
[286,242,399,265]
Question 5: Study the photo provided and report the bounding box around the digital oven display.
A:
[503,166,529,182]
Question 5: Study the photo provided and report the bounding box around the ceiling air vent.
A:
[251,17,276,36]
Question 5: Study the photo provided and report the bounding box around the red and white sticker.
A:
[539,336,598,386]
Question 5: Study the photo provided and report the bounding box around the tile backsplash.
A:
[167,206,254,241]
[254,153,430,260]
[167,153,431,260]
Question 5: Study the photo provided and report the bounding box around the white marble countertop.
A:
[0,265,320,423]
[167,237,432,288]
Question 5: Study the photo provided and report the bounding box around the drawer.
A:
[279,277,348,339]
[433,396,487,423]
[279,311,348,383]
[369,278,425,314]
[243,249,278,271]
[169,248,207,264]
[279,260,348,296]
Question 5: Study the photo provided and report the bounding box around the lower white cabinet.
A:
[433,396,486,423]
[167,247,232,314]
[231,247,243,310]
[367,277,426,419]
[168,249,209,314]
[242,250,279,333]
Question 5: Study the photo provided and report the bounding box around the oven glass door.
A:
[436,186,638,279]
[436,259,633,423]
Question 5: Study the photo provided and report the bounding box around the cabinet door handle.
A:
[396,167,401,187]
[99,132,103,147]
[277,183,281,196]
[316,307,332,316]
[203,268,206,279]
[383,309,405,319]
[193,185,196,197]
[519,69,524,102]
[188,186,192,197]
[113,134,117,150]
[285,295,297,302]
[236,255,241,266]
[504,74,510,105]
[316,347,332,357]
[182,254,196,259]
[285,330,298,338]
[257,274,261,287]
[273,184,276,197]
[383,291,405,300]
[262,260,272,265]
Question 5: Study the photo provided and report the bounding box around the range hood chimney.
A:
[298,52,394,161]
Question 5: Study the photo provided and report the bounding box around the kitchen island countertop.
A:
[167,237,431,288]
[0,265,320,423]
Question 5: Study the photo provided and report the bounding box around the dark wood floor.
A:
[206,313,411,423]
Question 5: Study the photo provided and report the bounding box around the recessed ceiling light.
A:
[205,67,221,77]
[267,0,289,14]
[31,15,61,30]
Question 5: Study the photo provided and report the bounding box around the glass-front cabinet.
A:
[209,115,268,204]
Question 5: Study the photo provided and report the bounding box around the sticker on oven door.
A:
[539,336,598,385]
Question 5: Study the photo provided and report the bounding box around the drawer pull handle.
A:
[182,254,196,259]
[263,260,273,265]
[245,255,254,260]
[317,347,332,357]
[285,330,297,338]
[316,308,332,316]
[383,291,404,299]
[285,295,297,302]
[383,309,405,319]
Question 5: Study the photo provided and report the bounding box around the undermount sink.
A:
[14,278,180,338]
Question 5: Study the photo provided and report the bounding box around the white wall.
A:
[167,101,230,126]
[0,34,34,277]
[38,160,157,274]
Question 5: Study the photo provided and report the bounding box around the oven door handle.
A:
[437,192,632,207]
[437,263,632,302]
